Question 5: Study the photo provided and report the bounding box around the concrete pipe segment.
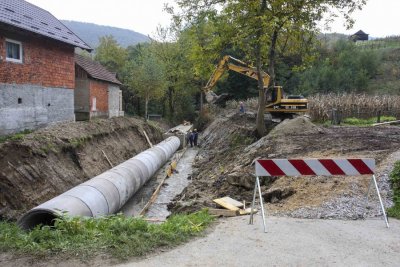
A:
[18,136,180,230]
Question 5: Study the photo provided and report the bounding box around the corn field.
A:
[308,93,400,121]
[226,93,400,122]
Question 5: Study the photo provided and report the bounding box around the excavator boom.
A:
[204,56,270,93]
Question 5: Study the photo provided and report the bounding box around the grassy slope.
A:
[0,210,214,260]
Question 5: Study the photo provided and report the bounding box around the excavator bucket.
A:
[205,91,220,103]
[205,91,231,106]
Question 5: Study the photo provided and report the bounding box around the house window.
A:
[5,39,23,63]
[92,97,97,111]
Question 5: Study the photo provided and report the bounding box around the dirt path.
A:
[119,216,400,267]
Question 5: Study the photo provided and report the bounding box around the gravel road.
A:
[119,216,400,267]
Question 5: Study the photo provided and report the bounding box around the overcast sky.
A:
[26,0,400,38]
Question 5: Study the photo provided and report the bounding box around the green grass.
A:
[0,210,214,260]
[0,129,33,143]
[342,116,396,126]
[388,161,400,219]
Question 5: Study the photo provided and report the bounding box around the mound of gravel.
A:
[268,116,323,137]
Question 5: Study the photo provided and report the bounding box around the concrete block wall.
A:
[75,79,90,112]
[0,84,75,135]
[108,85,122,118]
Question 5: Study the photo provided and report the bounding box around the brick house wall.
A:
[89,80,108,118]
[0,29,76,135]
[0,34,75,88]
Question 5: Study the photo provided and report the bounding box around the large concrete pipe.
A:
[18,136,180,230]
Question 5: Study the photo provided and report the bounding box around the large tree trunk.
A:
[268,29,279,91]
[255,0,267,137]
[255,43,266,137]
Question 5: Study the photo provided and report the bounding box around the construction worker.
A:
[193,129,198,146]
[188,130,194,147]
[239,101,245,113]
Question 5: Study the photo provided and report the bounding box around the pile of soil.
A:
[0,117,165,221]
[170,111,400,219]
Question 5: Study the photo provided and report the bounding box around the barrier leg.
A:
[249,177,258,225]
[372,175,390,228]
[363,175,374,218]
[256,176,267,233]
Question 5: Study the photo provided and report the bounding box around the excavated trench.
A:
[0,116,199,229]
[0,117,168,222]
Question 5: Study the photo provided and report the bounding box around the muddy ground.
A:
[0,117,167,221]
[170,108,400,219]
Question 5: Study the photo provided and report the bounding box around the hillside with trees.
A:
[62,20,149,48]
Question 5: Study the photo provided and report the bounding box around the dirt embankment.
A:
[170,110,400,219]
[0,117,165,221]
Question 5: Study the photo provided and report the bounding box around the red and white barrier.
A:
[255,158,375,176]
[250,158,388,232]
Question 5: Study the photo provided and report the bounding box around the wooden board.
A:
[239,208,258,215]
[213,196,243,211]
[208,209,239,217]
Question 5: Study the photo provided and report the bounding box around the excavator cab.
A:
[265,86,308,116]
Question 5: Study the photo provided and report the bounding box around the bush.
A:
[388,161,400,219]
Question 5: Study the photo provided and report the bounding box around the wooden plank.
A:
[213,196,244,209]
[139,174,167,216]
[239,208,258,215]
[372,120,400,126]
[143,130,153,147]
[213,197,241,211]
[208,209,239,217]
[101,150,113,168]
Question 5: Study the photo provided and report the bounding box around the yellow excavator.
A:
[203,55,308,117]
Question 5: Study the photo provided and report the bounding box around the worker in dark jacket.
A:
[193,129,199,146]
[188,130,194,147]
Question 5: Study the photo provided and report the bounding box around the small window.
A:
[5,39,23,63]
[92,97,97,111]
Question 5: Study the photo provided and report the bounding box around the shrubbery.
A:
[388,161,400,219]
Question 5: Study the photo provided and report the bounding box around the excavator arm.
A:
[204,55,270,103]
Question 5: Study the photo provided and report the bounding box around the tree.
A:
[171,0,366,136]
[296,39,380,94]
[95,35,127,73]
[128,47,167,120]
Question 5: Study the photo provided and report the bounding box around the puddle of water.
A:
[120,148,198,219]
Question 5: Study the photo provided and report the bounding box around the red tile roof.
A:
[75,54,122,85]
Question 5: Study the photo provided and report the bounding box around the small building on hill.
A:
[350,30,369,42]
[0,0,92,135]
[74,54,124,120]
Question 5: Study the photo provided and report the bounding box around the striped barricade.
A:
[251,158,388,232]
